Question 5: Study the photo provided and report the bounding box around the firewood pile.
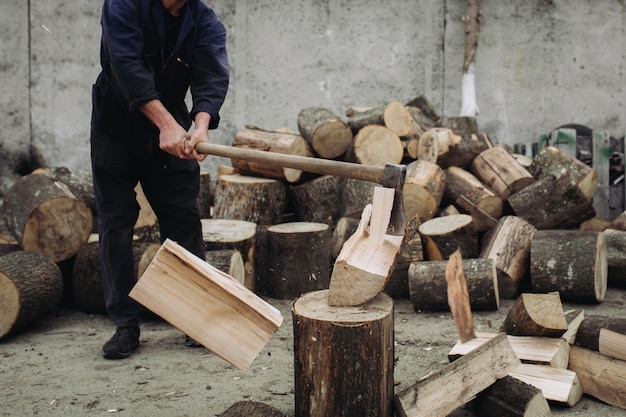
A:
[1,94,625,416]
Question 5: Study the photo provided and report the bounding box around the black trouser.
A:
[90,88,204,329]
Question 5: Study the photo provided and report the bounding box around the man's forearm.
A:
[194,112,211,132]
[139,99,179,131]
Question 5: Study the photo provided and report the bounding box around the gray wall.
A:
[1,0,624,198]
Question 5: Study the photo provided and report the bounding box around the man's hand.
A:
[182,112,211,162]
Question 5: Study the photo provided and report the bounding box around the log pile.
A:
[1,94,625,415]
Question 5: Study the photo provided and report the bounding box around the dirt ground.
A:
[1,285,625,417]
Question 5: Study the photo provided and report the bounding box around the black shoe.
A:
[184,335,203,348]
[102,326,140,359]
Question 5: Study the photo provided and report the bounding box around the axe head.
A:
[382,163,407,236]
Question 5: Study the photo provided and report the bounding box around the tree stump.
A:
[219,401,288,417]
[501,292,568,337]
[2,173,93,262]
[418,214,478,260]
[258,222,330,299]
[292,289,394,417]
[530,230,607,303]
[72,240,160,315]
[346,125,404,167]
[213,174,286,225]
[408,258,499,312]
[205,249,245,286]
[444,166,503,231]
[480,216,536,299]
[0,251,63,339]
[288,175,344,225]
[403,159,446,223]
[201,219,257,291]
[470,145,535,199]
[297,107,353,159]
[231,126,313,183]
[528,145,598,200]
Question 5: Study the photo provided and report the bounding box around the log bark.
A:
[403,159,446,223]
[231,126,313,183]
[346,125,404,167]
[346,100,414,137]
[205,249,245,287]
[405,94,440,123]
[287,175,344,225]
[575,316,626,361]
[260,222,330,300]
[201,219,257,291]
[501,292,568,337]
[2,173,93,262]
[416,128,461,164]
[213,174,286,225]
[480,216,536,299]
[507,172,596,229]
[408,258,499,312]
[297,107,353,159]
[568,345,626,410]
[418,214,479,260]
[445,249,476,342]
[444,166,503,231]
[129,239,283,371]
[602,228,626,287]
[530,230,607,303]
[0,251,63,339]
[448,332,571,369]
[528,145,598,200]
[394,332,520,417]
[292,290,394,417]
[471,375,550,417]
[329,187,403,306]
[340,178,377,218]
[470,145,535,199]
[436,117,490,169]
[219,401,288,417]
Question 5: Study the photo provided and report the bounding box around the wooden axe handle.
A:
[195,142,386,184]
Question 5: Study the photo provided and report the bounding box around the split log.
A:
[530,230,607,303]
[129,239,283,371]
[384,230,424,299]
[341,178,376,218]
[568,345,626,410]
[575,316,626,361]
[0,251,63,339]
[579,217,611,231]
[219,401,288,417]
[608,209,626,231]
[501,292,568,337]
[394,332,520,417]
[205,249,245,286]
[231,126,313,183]
[405,94,440,123]
[401,107,432,160]
[2,173,93,262]
[444,166,503,231]
[297,107,353,159]
[470,145,535,199]
[528,145,598,200]
[508,363,582,407]
[346,100,414,137]
[603,228,626,287]
[260,222,330,300]
[508,172,596,229]
[201,219,256,291]
[416,128,461,164]
[292,290,394,417]
[448,332,571,369]
[471,375,550,417]
[345,125,404,167]
[288,175,344,225]
[403,159,446,223]
[445,250,476,342]
[72,239,160,315]
[435,117,490,169]
[418,214,479,260]
[408,258,499,312]
[561,309,586,344]
[330,216,360,259]
[480,216,536,299]
[328,187,403,306]
[213,174,286,225]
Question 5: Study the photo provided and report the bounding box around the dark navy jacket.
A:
[93,0,229,146]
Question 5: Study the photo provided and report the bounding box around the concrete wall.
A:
[1,0,624,199]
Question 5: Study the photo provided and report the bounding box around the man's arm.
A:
[140,99,192,159]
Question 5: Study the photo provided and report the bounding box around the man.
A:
[90,0,229,359]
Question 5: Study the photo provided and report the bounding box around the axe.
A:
[194,142,407,235]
